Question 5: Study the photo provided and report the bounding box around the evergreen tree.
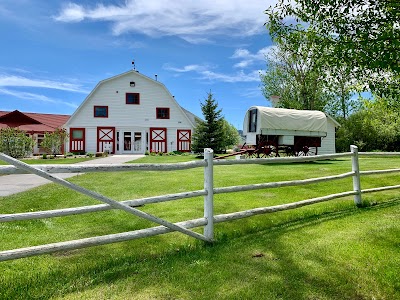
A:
[191,92,225,153]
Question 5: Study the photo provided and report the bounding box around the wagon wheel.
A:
[257,141,279,158]
[244,148,257,158]
[294,139,318,156]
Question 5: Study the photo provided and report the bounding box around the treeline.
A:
[263,0,400,152]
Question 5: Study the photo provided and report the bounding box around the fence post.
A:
[203,148,214,241]
[351,145,362,206]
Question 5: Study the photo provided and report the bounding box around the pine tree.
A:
[191,92,225,153]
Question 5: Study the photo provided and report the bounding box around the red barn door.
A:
[97,127,115,153]
[150,128,167,153]
[70,128,85,153]
[177,129,191,152]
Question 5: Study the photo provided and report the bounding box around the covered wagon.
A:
[242,106,339,157]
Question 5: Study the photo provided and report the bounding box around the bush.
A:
[336,101,400,152]
[0,128,34,158]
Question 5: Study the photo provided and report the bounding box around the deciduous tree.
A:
[0,127,34,158]
[41,128,69,157]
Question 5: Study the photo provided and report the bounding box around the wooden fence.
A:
[1,145,400,262]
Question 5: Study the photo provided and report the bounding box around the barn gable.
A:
[65,70,197,154]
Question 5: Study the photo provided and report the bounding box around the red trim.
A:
[126,93,140,104]
[150,127,167,153]
[97,127,115,153]
[70,128,85,153]
[94,106,108,118]
[156,107,170,119]
[177,129,191,152]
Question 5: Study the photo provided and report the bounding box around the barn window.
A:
[94,106,108,118]
[248,109,257,132]
[72,129,84,139]
[156,107,170,119]
[126,93,140,104]
[37,134,44,147]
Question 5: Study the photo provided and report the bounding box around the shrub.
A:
[0,127,34,158]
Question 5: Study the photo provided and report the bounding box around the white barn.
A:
[65,70,198,154]
[243,106,340,155]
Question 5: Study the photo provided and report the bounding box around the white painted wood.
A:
[213,191,357,223]
[2,148,400,261]
[213,172,355,194]
[362,185,400,194]
[0,161,207,174]
[351,145,362,205]
[359,152,400,156]
[213,152,353,166]
[64,71,196,153]
[319,117,338,154]
[0,218,208,262]
[0,153,209,242]
[203,148,214,241]
[360,168,400,175]
[0,190,207,222]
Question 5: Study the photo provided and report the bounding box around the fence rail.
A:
[1,146,400,262]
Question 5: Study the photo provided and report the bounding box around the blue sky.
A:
[0,0,277,128]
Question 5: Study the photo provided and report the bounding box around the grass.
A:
[0,155,399,299]
[0,157,95,165]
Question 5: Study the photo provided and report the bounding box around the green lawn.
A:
[0,157,95,165]
[0,155,399,299]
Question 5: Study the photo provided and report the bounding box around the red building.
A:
[0,110,70,154]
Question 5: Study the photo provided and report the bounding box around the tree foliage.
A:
[266,0,400,98]
[336,97,400,152]
[41,128,69,157]
[191,92,238,153]
[0,127,34,158]
[221,119,240,150]
[261,30,331,111]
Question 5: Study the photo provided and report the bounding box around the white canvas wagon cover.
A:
[252,106,327,133]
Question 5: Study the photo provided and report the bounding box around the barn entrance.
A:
[177,129,191,152]
[97,127,115,154]
[119,131,143,154]
[150,128,167,153]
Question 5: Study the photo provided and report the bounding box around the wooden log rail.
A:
[1,146,400,261]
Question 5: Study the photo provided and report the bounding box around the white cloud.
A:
[163,64,211,73]
[0,88,79,109]
[164,63,261,83]
[231,46,276,68]
[54,0,278,43]
[0,74,88,93]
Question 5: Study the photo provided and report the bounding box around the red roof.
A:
[0,110,70,133]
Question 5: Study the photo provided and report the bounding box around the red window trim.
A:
[156,107,170,119]
[126,93,140,105]
[94,106,108,118]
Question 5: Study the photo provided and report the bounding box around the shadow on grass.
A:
[1,198,399,299]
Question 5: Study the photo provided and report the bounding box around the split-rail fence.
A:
[0,145,399,262]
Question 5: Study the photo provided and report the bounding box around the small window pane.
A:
[126,93,140,104]
[94,106,108,117]
[157,108,170,119]
[72,130,83,139]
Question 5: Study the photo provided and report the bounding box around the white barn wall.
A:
[65,71,195,154]
[318,119,337,155]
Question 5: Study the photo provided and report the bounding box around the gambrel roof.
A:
[65,70,197,128]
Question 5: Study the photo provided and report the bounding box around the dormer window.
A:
[126,93,140,104]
